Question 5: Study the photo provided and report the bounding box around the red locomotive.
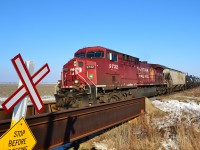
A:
[55,46,191,108]
[55,46,166,108]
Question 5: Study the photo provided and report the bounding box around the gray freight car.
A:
[163,68,186,93]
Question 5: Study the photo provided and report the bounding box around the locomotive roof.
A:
[151,64,167,69]
[75,46,139,59]
[74,46,172,70]
[75,46,106,52]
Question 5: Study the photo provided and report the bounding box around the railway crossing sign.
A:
[0,117,36,150]
[2,54,50,113]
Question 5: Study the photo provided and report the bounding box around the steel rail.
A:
[0,97,145,150]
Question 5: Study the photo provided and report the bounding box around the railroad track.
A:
[0,97,145,150]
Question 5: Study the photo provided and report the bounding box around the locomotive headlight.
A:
[74,80,79,84]
[74,61,77,67]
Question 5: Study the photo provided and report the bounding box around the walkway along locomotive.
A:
[55,46,200,108]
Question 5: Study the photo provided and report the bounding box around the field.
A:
[0,83,56,103]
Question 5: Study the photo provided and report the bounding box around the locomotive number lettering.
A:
[86,65,95,69]
[109,64,118,70]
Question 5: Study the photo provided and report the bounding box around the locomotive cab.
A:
[55,47,106,108]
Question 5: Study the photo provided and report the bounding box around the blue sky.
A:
[0,0,200,83]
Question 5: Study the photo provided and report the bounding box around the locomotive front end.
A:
[55,58,90,108]
[62,59,86,91]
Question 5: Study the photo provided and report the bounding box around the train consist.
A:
[55,46,200,108]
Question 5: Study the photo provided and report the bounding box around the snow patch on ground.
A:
[152,100,200,128]
[159,139,179,150]
[176,96,200,100]
[0,97,7,103]
[41,95,55,101]
[152,99,200,150]
[93,140,117,150]
[93,141,108,150]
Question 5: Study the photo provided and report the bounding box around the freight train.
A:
[55,46,200,108]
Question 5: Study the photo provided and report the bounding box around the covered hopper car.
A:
[55,46,200,108]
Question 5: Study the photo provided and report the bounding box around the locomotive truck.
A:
[55,46,200,108]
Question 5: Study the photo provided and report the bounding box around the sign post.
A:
[11,61,35,127]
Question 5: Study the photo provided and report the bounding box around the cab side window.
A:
[106,52,118,62]
[112,53,118,62]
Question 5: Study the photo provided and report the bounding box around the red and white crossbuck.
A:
[2,54,50,113]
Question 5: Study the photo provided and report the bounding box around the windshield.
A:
[86,51,104,58]
[75,53,85,58]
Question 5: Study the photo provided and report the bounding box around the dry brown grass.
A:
[84,115,162,150]
[36,84,56,96]
[182,87,200,97]
[175,122,200,150]
[81,114,200,150]
[79,87,200,150]
[0,84,18,97]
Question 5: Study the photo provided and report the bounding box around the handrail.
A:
[77,73,91,94]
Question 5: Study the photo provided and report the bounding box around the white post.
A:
[10,61,35,128]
